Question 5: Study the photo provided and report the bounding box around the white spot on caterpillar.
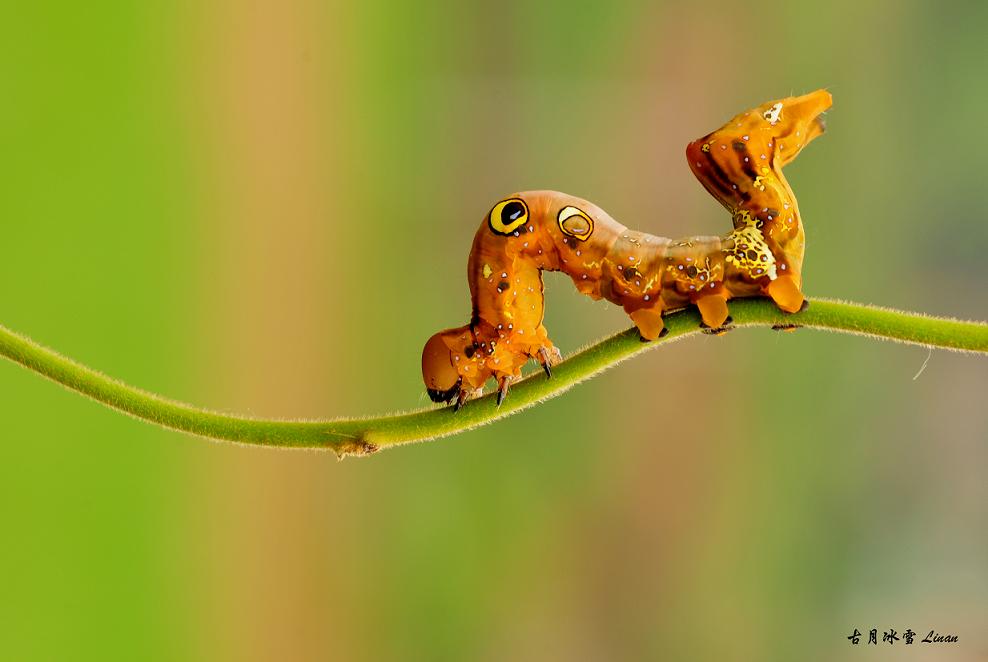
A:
[644,295,650,301]
[763,102,783,125]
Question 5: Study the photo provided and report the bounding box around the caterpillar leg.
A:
[695,293,734,336]
[496,375,512,407]
[537,346,561,378]
[452,388,470,412]
[695,293,731,329]
[629,305,667,342]
[765,275,806,314]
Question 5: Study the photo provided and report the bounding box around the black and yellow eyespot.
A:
[557,205,594,241]
[488,198,529,236]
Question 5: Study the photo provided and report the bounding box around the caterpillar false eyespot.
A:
[422,90,832,408]
[557,205,594,241]
[488,198,529,236]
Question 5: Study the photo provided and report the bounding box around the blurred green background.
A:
[2,1,986,660]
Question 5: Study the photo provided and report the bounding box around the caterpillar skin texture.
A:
[422,89,832,408]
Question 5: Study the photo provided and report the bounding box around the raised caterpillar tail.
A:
[771,89,832,166]
[685,89,832,200]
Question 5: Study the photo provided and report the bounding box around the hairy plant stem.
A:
[1,298,985,457]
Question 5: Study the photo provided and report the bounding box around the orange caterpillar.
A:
[422,90,832,408]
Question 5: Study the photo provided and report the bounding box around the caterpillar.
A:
[422,89,832,409]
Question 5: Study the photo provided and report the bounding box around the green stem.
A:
[1,298,985,456]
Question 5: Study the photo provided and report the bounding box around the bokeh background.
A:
[2,1,987,660]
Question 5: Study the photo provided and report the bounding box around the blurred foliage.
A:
[1,1,986,660]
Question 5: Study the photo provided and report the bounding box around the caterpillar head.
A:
[421,324,492,403]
